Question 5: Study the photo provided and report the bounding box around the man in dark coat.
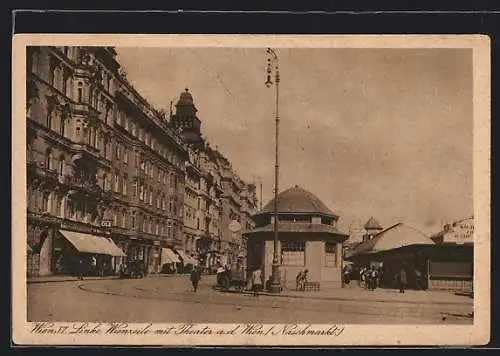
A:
[396,268,408,293]
[190,267,202,292]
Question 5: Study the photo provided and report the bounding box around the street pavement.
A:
[27,274,473,324]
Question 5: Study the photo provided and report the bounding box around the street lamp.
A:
[265,47,281,293]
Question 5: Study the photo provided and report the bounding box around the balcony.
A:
[69,177,102,196]
[70,102,100,120]
[27,162,58,183]
[71,143,100,162]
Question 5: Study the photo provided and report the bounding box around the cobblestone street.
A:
[27,275,473,324]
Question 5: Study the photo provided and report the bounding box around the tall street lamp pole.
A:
[265,47,281,293]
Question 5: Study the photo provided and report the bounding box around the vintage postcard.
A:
[12,34,490,346]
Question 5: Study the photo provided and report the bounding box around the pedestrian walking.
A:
[251,267,263,297]
[78,258,85,280]
[343,265,352,285]
[295,269,308,291]
[368,266,379,291]
[90,255,97,276]
[414,269,423,290]
[216,265,225,287]
[359,267,366,288]
[396,268,407,293]
[190,266,202,292]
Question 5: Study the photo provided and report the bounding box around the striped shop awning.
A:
[59,230,126,257]
[161,248,181,264]
[175,250,197,265]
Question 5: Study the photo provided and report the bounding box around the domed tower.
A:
[170,88,203,147]
[363,216,383,241]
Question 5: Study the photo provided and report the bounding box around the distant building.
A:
[244,185,348,289]
[170,91,257,271]
[347,220,366,245]
[428,216,474,291]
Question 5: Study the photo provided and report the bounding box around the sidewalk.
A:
[27,273,189,284]
[216,285,473,306]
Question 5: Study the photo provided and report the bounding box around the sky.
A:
[115,47,473,235]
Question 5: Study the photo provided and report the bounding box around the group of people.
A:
[358,265,381,291]
[77,255,109,280]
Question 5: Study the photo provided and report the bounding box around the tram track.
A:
[77,281,472,323]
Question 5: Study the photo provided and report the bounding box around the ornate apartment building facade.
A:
[26,46,187,276]
[25,46,258,276]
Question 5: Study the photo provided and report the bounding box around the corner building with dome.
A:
[244,185,348,290]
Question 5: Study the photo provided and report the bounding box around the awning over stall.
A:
[59,230,126,257]
[161,248,181,264]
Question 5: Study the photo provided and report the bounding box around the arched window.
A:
[102,173,107,190]
[45,148,52,170]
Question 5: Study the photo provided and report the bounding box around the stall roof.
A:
[349,223,435,257]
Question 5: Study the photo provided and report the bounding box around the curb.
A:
[27,273,192,284]
[212,286,472,306]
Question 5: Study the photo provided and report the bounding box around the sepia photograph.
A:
[12,35,490,346]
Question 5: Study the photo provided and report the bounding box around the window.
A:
[55,194,62,217]
[122,210,127,228]
[59,115,65,136]
[281,241,305,266]
[46,109,53,129]
[131,122,137,136]
[53,67,63,92]
[123,148,128,164]
[122,174,128,196]
[115,144,120,160]
[41,191,50,212]
[139,184,144,201]
[58,155,65,176]
[87,127,93,146]
[131,212,136,229]
[77,82,83,102]
[324,242,338,267]
[149,188,153,205]
[114,173,119,192]
[132,180,138,198]
[45,148,52,170]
